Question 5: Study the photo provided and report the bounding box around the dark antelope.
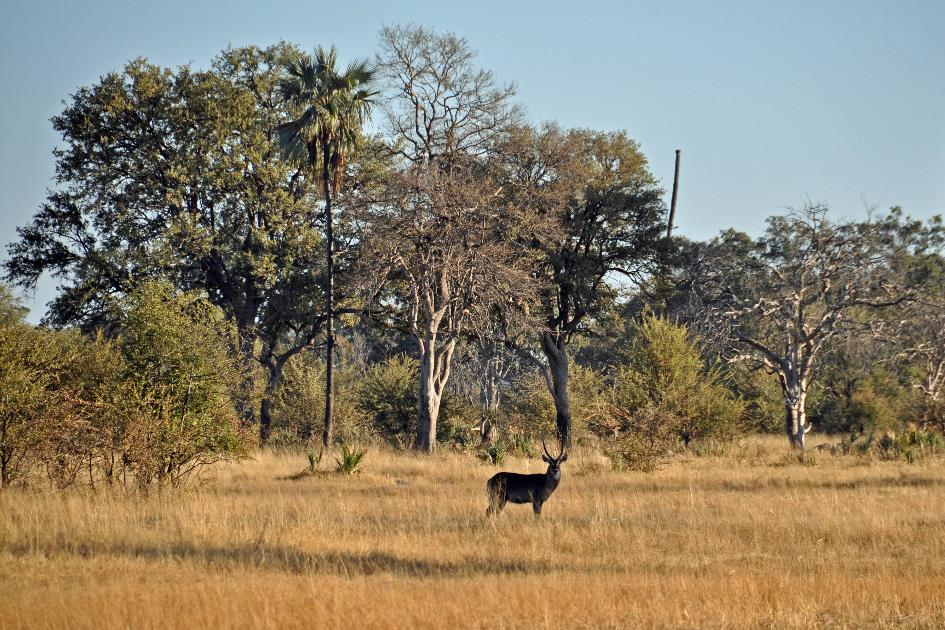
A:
[486,438,568,517]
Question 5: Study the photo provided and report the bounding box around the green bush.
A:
[480,438,509,466]
[0,313,78,487]
[272,353,367,445]
[356,354,419,448]
[602,405,677,472]
[609,314,745,446]
[0,282,249,489]
[116,282,251,485]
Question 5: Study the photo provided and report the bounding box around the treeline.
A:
[2,25,944,486]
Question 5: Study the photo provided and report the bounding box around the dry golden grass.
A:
[3,435,945,629]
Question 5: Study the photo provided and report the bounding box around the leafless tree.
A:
[704,204,920,449]
[368,25,537,452]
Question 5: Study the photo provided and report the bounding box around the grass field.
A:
[3,436,945,629]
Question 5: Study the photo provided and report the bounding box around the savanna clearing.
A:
[3,436,945,629]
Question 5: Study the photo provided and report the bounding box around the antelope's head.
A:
[541,437,568,481]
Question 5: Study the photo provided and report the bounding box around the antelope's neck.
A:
[545,473,560,493]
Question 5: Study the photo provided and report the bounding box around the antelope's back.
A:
[488,471,545,503]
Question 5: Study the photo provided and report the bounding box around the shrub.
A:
[272,353,367,445]
[116,282,250,485]
[1,282,249,489]
[0,316,74,487]
[850,426,945,462]
[601,405,678,472]
[480,438,509,466]
[610,314,745,446]
[356,355,419,448]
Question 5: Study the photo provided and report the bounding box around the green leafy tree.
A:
[276,47,376,448]
[499,124,667,445]
[3,45,333,441]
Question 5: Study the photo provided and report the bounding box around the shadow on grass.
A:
[5,539,551,578]
[623,474,945,495]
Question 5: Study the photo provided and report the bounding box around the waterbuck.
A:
[486,438,568,517]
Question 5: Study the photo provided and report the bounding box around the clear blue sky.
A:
[2,0,943,319]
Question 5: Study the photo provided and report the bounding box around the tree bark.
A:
[259,359,287,444]
[322,147,335,448]
[479,361,500,445]
[541,331,572,447]
[415,345,442,453]
[783,387,808,450]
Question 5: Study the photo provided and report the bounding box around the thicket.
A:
[0,283,249,489]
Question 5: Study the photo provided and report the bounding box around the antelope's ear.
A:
[558,453,568,463]
[541,454,552,464]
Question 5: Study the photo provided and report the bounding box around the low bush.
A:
[0,282,250,489]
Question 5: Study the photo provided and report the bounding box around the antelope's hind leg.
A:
[486,480,506,516]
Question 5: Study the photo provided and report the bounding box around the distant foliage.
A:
[357,355,420,448]
[729,366,784,434]
[811,362,920,435]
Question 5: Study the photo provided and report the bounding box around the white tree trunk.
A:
[784,385,808,450]
[414,328,454,453]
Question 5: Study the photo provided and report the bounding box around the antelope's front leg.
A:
[532,499,542,517]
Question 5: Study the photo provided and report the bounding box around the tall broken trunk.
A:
[540,330,572,447]
[259,357,289,445]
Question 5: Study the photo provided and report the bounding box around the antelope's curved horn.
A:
[542,437,552,460]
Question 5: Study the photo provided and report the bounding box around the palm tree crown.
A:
[276,46,376,192]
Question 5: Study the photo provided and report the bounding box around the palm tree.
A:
[276,47,375,447]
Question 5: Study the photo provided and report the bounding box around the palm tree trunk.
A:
[322,148,334,448]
